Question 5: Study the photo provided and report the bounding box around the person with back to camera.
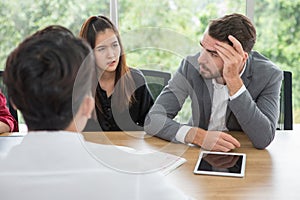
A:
[79,15,154,131]
[145,13,283,151]
[0,25,191,200]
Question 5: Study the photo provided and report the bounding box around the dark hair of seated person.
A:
[4,25,96,131]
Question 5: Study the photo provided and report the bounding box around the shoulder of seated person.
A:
[129,67,146,83]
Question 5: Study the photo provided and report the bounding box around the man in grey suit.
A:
[145,13,283,152]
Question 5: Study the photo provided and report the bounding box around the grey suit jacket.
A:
[145,51,283,149]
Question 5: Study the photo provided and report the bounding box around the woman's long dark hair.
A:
[79,15,135,112]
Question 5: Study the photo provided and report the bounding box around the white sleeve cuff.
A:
[229,84,246,100]
[175,125,193,143]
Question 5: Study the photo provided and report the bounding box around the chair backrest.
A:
[140,69,171,100]
[277,71,293,130]
[0,70,18,123]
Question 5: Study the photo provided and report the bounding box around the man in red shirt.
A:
[0,91,18,133]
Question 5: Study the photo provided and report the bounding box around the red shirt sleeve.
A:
[0,91,18,132]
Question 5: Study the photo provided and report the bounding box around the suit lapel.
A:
[203,79,213,128]
[241,52,253,88]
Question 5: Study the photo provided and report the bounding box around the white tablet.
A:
[194,151,246,177]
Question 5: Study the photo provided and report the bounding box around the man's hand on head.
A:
[214,35,246,96]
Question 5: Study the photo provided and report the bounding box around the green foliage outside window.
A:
[254,0,300,120]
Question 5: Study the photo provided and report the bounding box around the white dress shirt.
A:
[0,131,191,200]
[207,79,229,131]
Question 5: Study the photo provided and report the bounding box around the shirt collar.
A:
[240,63,247,77]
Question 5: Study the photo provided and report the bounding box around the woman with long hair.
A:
[79,15,153,131]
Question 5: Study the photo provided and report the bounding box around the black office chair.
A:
[277,71,293,130]
[141,69,171,100]
[0,70,18,123]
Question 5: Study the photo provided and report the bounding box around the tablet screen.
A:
[194,151,246,177]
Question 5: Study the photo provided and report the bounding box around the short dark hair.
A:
[4,25,95,130]
[208,13,256,53]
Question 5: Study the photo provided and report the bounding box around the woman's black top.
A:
[84,68,154,131]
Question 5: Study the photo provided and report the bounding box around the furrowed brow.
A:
[199,42,218,54]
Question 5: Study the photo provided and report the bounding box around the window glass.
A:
[254,0,300,124]
[118,0,245,122]
[0,0,109,70]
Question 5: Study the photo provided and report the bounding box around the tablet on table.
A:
[193,151,246,178]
